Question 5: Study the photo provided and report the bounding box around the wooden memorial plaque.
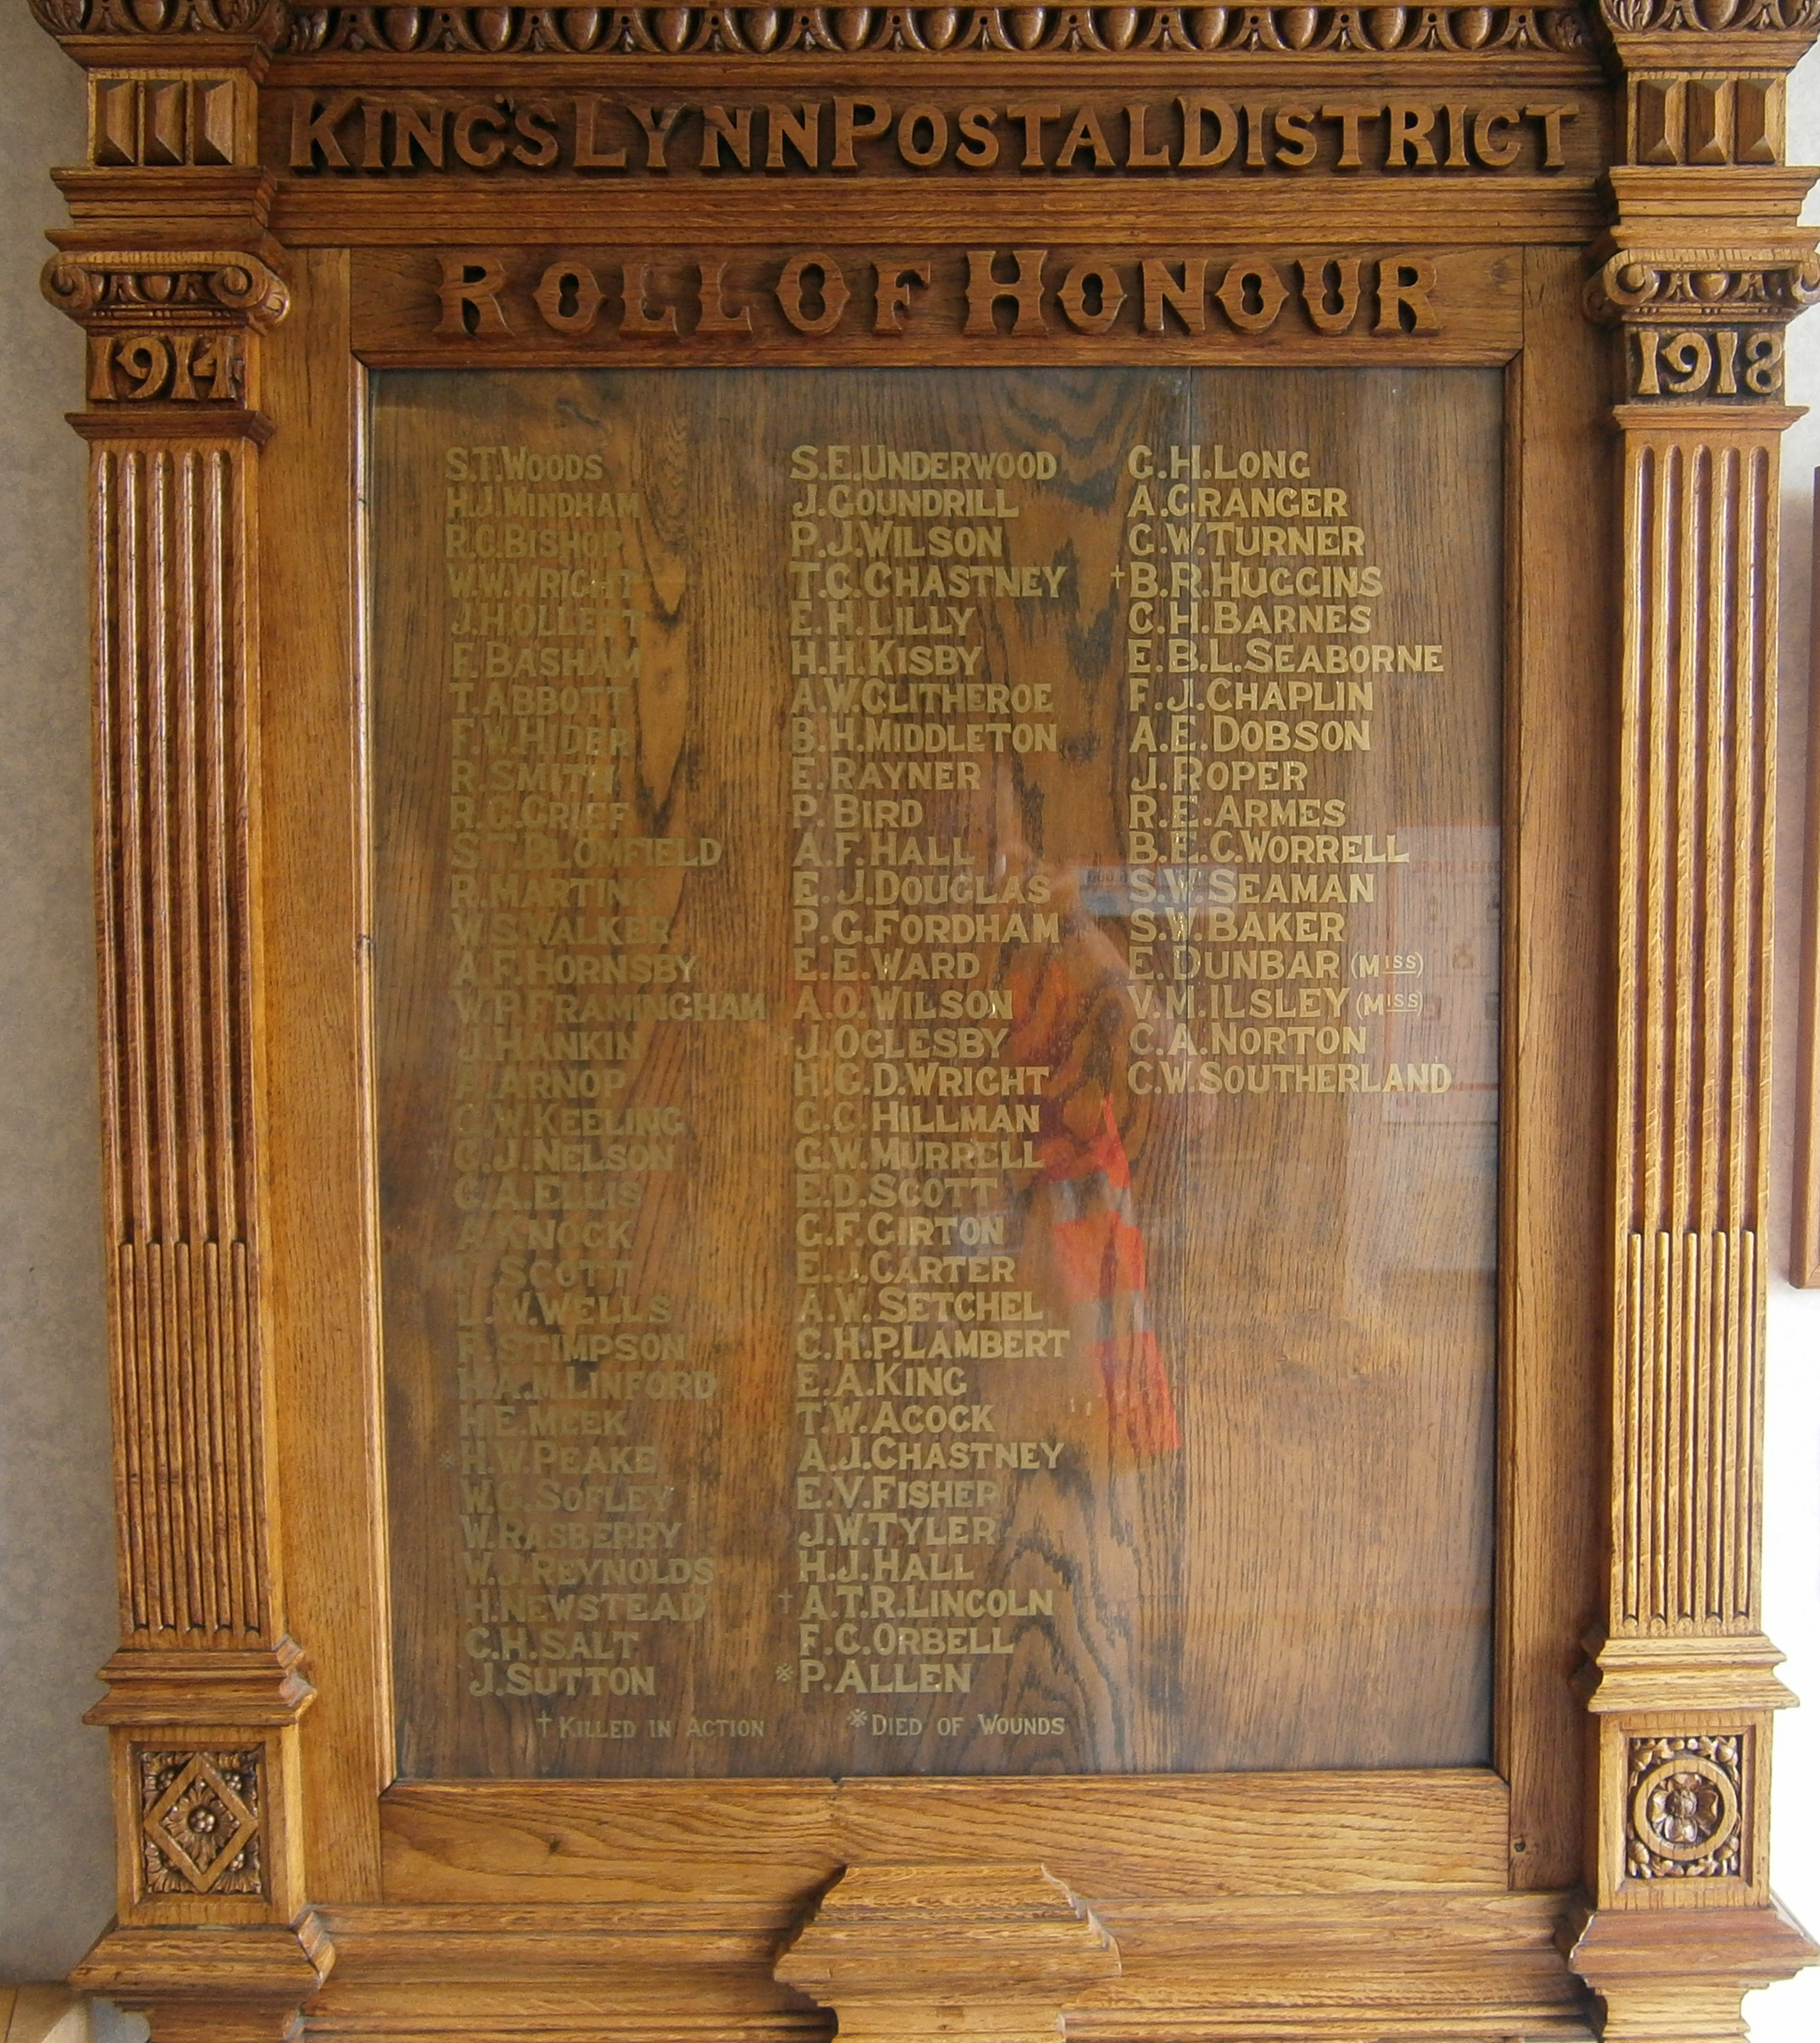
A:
[26,2,1820,2038]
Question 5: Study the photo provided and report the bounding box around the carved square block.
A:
[134,1745,266,1899]
[1624,1732,1747,1885]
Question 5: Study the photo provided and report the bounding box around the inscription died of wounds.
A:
[374,368,1500,1777]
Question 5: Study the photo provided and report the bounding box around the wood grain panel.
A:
[1795,470,1820,1287]
[259,244,393,1899]
[1497,243,1607,1889]
[306,1893,1592,2043]
[292,179,1605,252]
[379,1768,1510,1903]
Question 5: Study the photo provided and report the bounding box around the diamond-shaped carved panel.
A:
[137,1746,264,1896]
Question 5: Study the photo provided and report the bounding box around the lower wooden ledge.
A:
[377,1769,1512,1906]
[299,1887,1592,2042]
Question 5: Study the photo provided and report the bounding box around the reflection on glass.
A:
[372,367,1501,1779]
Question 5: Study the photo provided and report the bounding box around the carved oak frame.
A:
[27,1,1820,2037]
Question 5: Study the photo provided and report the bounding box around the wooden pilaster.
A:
[36,24,331,2032]
[1578,8,1820,2030]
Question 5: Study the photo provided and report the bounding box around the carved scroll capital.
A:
[42,248,289,330]
[1586,244,1820,323]
[43,250,288,409]
[1585,243,1819,399]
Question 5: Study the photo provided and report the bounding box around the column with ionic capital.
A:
[1575,11,1820,2032]
[41,237,332,2042]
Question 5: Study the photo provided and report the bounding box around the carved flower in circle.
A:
[1644,1769,1724,1847]
[1625,1736,1744,1881]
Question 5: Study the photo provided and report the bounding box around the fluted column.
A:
[1612,410,1779,1660]
[1574,13,1820,2026]
[43,243,331,2040]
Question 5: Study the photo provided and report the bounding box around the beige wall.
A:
[0,17,1814,2032]
[0,0,119,1984]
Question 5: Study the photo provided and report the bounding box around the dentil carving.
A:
[26,0,1599,50]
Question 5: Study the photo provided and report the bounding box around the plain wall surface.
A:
[0,13,1814,2033]
[0,0,119,1983]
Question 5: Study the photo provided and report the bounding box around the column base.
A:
[70,1913,333,2043]
[1565,1899,1817,2042]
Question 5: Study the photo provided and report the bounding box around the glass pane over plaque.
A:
[372,368,1500,1779]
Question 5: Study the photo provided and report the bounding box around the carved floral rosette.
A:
[137,1747,266,1899]
[1626,1735,1748,1883]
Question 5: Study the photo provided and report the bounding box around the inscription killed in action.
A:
[373,368,1500,1777]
